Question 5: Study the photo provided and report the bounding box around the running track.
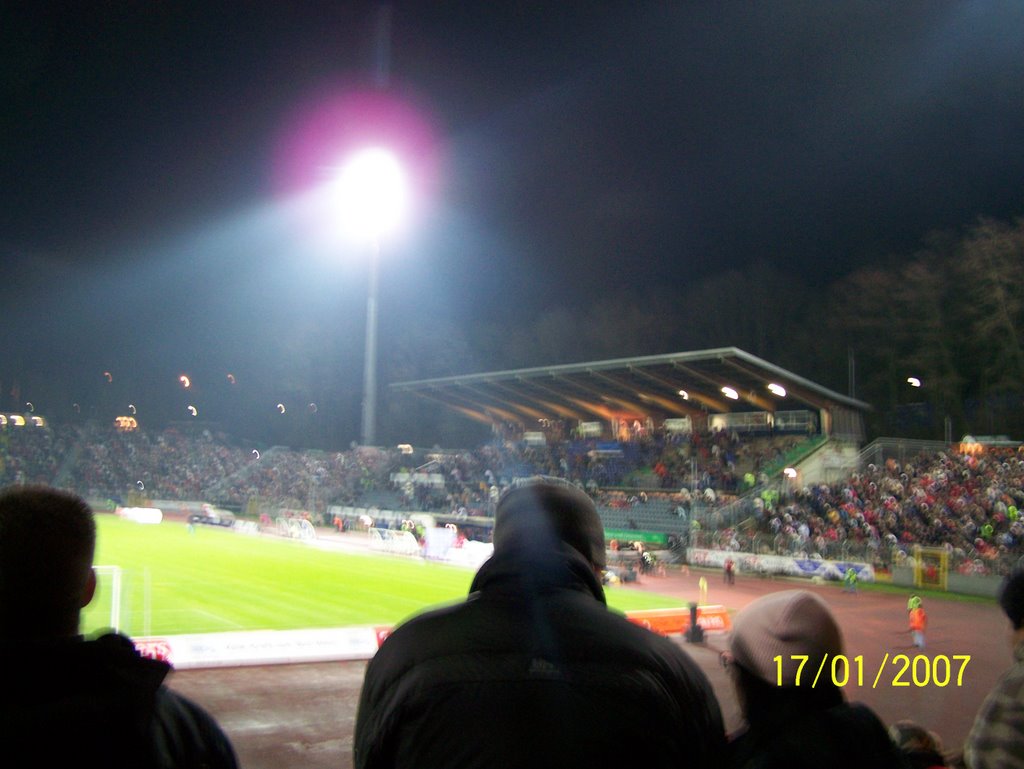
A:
[170,563,1006,769]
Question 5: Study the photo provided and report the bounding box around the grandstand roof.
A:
[389,347,871,429]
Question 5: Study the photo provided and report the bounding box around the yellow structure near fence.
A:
[914,545,949,591]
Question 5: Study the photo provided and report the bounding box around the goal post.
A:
[91,565,124,633]
[913,546,948,591]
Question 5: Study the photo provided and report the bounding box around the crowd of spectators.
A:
[384,430,803,517]
[221,447,391,515]
[696,447,1024,576]
[0,420,75,486]
[66,423,250,501]
[0,421,804,536]
[5,419,1024,576]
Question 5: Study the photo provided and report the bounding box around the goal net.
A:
[369,527,421,556]
[276,517,317,540]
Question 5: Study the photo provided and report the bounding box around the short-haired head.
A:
[493,476,606,570]
[999,568,1024,630]
[0,485,97,640]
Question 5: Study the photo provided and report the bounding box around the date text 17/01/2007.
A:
[773,654,971,689]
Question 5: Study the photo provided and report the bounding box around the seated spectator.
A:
[963,568,1024,768]
[725,589,908,769]
[889,719,949,769]
[0,485,238,768]
[354,476,726,768]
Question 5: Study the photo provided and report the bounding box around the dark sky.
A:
[2,2,1023,445]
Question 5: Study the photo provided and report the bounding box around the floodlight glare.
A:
[335,147,408,240]
[333,147,410,446]
[721,386,739,400]
[768,383,787,397]
[907,377,922,388]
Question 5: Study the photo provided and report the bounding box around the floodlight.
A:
[335,147,408,240]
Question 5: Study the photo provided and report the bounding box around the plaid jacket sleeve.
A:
[965,646,1024,769]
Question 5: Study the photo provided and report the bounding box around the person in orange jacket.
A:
[909,602,927,650]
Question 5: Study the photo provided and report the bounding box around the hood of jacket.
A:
[469,542,607,605]
[2,632,170,713]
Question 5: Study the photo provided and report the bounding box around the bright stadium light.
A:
[767,383,787,397]
[335,146,409,446]
[335,147,408,242]
[907,376,922,388]
[721,386,739,400]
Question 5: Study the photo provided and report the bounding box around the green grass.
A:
[858,578,996,604]
[83,515,686,637]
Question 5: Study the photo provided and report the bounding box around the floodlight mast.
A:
[337,147,407,447]
[361,238,380,446]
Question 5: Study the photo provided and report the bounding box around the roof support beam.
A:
[721,357,830,411]
[670,363,731,411]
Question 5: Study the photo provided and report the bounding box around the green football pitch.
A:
[83,515,686,637]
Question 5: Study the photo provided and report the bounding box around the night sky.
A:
[2,2,1023,446]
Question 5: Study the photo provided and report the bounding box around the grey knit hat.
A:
[730,590,843,686]
[494,476,606,569]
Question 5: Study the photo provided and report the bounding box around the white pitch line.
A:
[192,607,247,630]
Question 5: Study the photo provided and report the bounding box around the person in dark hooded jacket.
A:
[0,484,237,769]
[725,589,908,769]
[353,476,725,769]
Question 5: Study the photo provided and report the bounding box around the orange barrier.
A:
[370,608,730,651]
[626,605,732,636]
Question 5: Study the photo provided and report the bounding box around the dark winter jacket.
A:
[354,544,726,769]
[1,632,238,769]
[728,698,910,769]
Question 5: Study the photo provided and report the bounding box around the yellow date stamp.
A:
[773,654,971,688]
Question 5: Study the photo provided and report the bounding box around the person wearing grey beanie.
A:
[725,590,908,769]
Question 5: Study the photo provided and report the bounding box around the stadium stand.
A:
[3,418,1023,578]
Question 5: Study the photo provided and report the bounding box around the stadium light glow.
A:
[334,146,409,446]
[767,383,787,397]
[678,390,689,399]
[334,147,408,242]
[907,377,922,387]
[721,386,739,400]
